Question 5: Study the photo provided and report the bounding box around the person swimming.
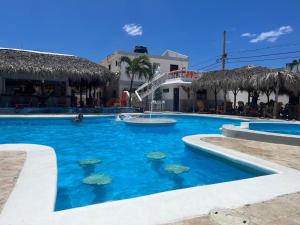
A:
[73,113,84,122]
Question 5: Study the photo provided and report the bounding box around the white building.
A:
[100,47,199,111]
[287,59,300,73]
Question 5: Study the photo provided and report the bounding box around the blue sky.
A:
[0,0,299,70]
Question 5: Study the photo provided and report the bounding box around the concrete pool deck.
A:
[169,136,300,225]
[0,151,26,212]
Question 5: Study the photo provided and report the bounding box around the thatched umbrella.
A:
[216,70,231,113]
[195,69,240,113]
[193,66,282,114]
[258,70,300,118]
[193,71,222,113]
[230,66,272,107]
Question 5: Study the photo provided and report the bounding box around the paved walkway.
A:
[0,151,26,212]
[166,137,300,225]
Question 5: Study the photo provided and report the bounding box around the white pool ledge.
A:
[222,122,300,146]
[0,144,57,223]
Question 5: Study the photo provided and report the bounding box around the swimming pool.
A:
[0,115,271,211]
[249,122,300,135]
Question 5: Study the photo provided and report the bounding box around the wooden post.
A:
[223,89,227,113]
[214,88,218,113]
[233,90,237,111]
[80,79,83,107]
[85,80,88,106]
[273,85,279,119]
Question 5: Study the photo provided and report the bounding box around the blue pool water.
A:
[249,122,300,135]
[0,115,270,211]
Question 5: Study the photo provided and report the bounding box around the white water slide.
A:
[134,70,199,102]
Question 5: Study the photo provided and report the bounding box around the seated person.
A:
[237,101,244,115]
[243,103,250,115]
[265,101,274,118]
[258,102,265,118]
[73,113,84,122]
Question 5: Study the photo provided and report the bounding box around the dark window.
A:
[115,61,118,66]
[152,63,160,73]
[170,64,179,71]
[108,64,111,71]
[197,90,207,100]
[112,90,117,98]
[163,88,169,93]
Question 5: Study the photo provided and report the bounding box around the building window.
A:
[163,88,169,93]
[170,64,179,71]
[152,63,160,74]
[108,64,111,71]
[115,61,118,66]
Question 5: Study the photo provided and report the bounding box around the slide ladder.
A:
[134,72,170,101]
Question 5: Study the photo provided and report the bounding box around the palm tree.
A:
[120,55,153,107]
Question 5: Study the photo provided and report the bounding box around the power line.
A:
[228,42,300,55]
[189,57,219,68]
[227,55,300,64]
[190,41,300,72]
[202,63,221,72]
[227,50,300,60]
[196,62,220,71]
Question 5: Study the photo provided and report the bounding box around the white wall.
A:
[205,88,289,106]
[161,85,188,101]
[227,91,289,106]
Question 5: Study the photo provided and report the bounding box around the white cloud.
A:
[123,24,143,36]
[241,32,256,38]
[250,25,293,43]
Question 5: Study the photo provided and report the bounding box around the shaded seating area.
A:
[0,48,118,109]
[192,66,300,119]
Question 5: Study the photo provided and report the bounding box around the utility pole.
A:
[221,31,227,70]
[221,31,227,114]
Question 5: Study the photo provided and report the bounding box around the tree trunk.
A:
[233,91,237,112]
[247,90,251,104]
[85,81,88,106]
[223,90,227,114]
[129,75,134,107]
[79,79,83,107]
[273,86,279,119]
[266,93,270,104]
[89,83,92,98]
[214,88,217,113]
[192,90,196,113]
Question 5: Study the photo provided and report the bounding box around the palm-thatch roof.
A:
[0,48,117,82]
[193,65,300,93]
[192,65,300,117]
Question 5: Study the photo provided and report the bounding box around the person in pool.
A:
[73,113,84,122]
